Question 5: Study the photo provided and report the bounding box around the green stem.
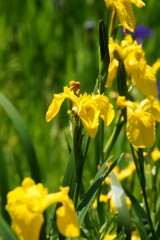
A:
[137,149,156,240]
[73,121,91,208]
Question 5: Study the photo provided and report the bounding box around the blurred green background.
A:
[0,0,160,193]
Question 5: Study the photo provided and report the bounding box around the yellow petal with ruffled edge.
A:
[92,94,115,126]
[127,111,155,148]
[140,97,160,122]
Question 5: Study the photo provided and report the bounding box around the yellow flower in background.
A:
[93,191,131,213]
[117,96,160,148]
[103,229,140,240]
[104,232,117,240]
[104,162,136,184]
[5,177,79,240]
[46,86,115,138]
[104,0,145,32]
[151,147,160,162]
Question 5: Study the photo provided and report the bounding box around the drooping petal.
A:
[127,111,155,148]
[106,59,119,88]
[56,197,80,237]
[132,65,158,97]
[46,94,66,122]
[46,87,79,122]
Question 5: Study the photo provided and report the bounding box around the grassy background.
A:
[0,0,160,195]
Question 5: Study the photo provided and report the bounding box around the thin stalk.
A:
[73,121,91,208]
[130,145,141,183]
[100,120,104,164]
[137,149,156,240]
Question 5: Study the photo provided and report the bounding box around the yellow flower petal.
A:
[46,86,114,138]
[115,0,136,32]
[106,59,119,88]
[127,110,155,148]
[78,102,99,138]
[132,65,158,97]
[152,58,160,74]
[56,197,80,237]
[46,86,79,122]
[140,97,160,122]
[151,147,160,162]
[92,94,115,126]
[104,0,142,31]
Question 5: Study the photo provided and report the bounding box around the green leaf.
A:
[0,139,10,223]
[77,153,124,225]
[132,219,150,240]
[114,228,126,240]
[0,216,18,240]
[156,221,160,239]
[0,92,41,183]
[110,173,131,239]
[123,186,151,235]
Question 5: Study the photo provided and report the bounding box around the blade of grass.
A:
[123,185,151,236]
[0,92,41,183]
[0,139,10,223]
[0,216,18,240]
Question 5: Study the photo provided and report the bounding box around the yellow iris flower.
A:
[46,86,115,138]
[5,177,80,240]
[106,35,158,98]
[104,0,145,32]
[117,96,160,148]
